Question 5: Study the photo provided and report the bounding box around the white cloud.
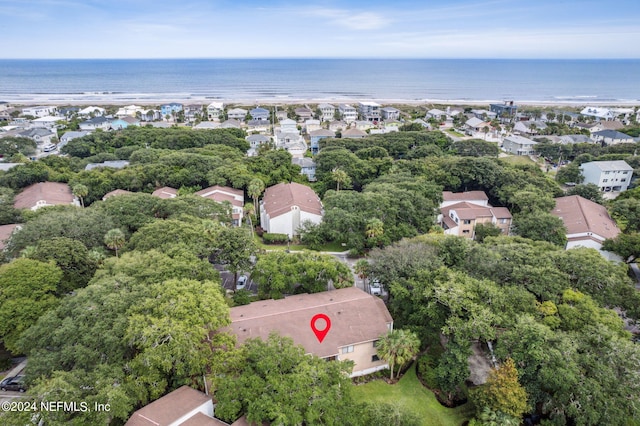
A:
[305,8,391,30]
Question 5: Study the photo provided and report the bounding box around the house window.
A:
[604,171,610,175]
[463,219,471,225]
[623,171,629,174]
[462,230,470,234]
[603,179,608,183]
[372,355,380,362]
[622,179,627,182]
[341,345,354,354]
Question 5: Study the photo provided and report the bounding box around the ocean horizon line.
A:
[1,57,639,61]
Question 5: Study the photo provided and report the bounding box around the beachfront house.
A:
[490,101,518,120]
[358,101,381,122]
[227,107,248,121]
[183,104,203,121]
[580,160,633,192]
[580,107,616,121]
[22,106,57,118]
[160,103,183,118]
[381,107,400,121]
[207,102,225,121]
[78,106,106,117]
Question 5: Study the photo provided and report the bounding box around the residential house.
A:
[207,102,225,121]
[229,287,394,377]
[438,191,511,238]
[0,224,20,251]
[275,109,288,121]
[358,102,381,122]
[490,101,518,120]
[78,106,106,117]
[304,119,321,133]
[193,121,221,130]
[139,108,162,122]
[85,160,130,171]
[551,195,621,261]
[110,116,140,130]
[341,128,367,139]
[22,106,57,118]
[513,120,547,135]
[557,134,594,145]
[309,129,335,154]
[425,108,447,120]
[116,105,144,117]
[13,182,76,211]
[246,120,270,134]
[151,186,178,199]
[125,386,219,426]
[580,160,633,192]
[381,107,400,121]
[294,107,313,121]
[249,107,270,122]
[18,128,56,145]
[573,122,600,134]
[580,106,615,121]
[246,134,271,156]
[338,104,357,123]
[260,182,323,238]
[278,118,298,133]
[79,116,111,131]
[292,157,317,181]
[60,131,90,145]
[219,119,242,130]
[317,103,336,121]
[328,120,347,132]
[502,135,537,155]
[441,191,489,208]
[58,107,80,117]
[464,117,489,135]
[592,130,635,145]
[31,116,61,129]
[470,109,496,120]
[354,120,374,131]
[160,103,183,118]
[102,189,134,200]
[227,108,248,121]
[183,104,204,121]
[196,185,245,226]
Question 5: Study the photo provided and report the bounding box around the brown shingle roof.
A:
[262,182,322,218]
[182,412,229,426]
[125,386,211,426]
[195,186,244,207]
[442,191,489,202]
[229,287,393,359]
[152,186,178,199]
[0,224,19,251]
[13,182,74,209]
[551,195,620,240]
[102,189,134,200]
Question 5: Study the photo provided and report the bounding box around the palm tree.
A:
[365,218,384,247]
[354,259,370,292]
[244,202,256,237]
[104,228,126,258]
[247,178,265,222]
[376,329,420,381]
[72,183,89,208]
[331,167,351,192]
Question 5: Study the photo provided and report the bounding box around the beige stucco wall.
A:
[337,340,388,377]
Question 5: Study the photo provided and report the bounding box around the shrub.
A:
[262,233,289,244]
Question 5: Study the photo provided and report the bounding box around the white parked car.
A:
[236,275,248,290]
[370,280,382,296]
[43,143,57,152]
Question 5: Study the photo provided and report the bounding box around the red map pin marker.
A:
[310,314,331,343]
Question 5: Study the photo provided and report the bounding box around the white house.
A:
[592,130,635,145]
[207,101,225,121]
[551,195,621,261]
[227,108,248,121]
[358,101,381,122]
[195,185,245,226]
[580,107,616,121]
[580,160,633,192]
[317,103,336,121]
[304,119,321,133]
[502,135,537,155]
[31,116,62,129]
[338,104,358,123]
[22,106,57,118]
[78,106,106,117]
[79,116,111,131]
[260,182,323,238]
[381,107,400,121]
[278,118,298,134]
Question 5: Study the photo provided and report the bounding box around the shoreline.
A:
[2,92,640,108]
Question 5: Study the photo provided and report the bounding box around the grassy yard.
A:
[498,155,536,166]
[447,129,465,137]
[352,364,473,426]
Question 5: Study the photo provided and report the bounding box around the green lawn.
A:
[498,155,536,166]
[447,129,465,137]
[352,364,473,426]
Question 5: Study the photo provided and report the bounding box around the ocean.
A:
[0,58,639,104]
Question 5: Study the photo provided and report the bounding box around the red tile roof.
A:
[0,224,19,251]
[152,186,178,199]
[262,182,322,218]
[102,189,134,200]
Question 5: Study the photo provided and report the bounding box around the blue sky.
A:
[2,0,639,59]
